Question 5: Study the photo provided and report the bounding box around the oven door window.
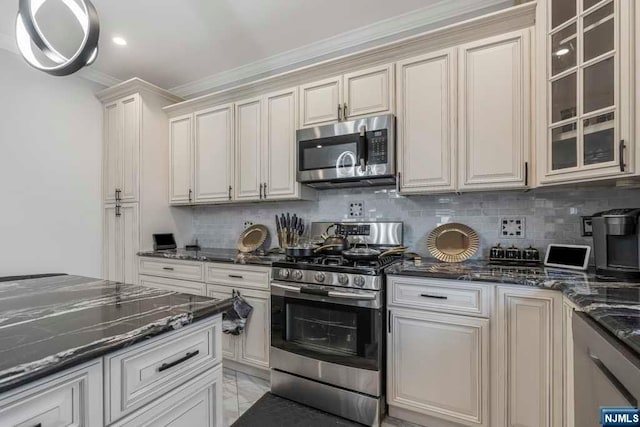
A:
[271,296,381,370]
[299,134,359,173]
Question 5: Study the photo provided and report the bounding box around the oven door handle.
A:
[327,290,376,300]
[271,283,301,293]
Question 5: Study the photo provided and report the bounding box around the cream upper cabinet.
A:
[299,76,342,127]
[458,29,531,191]
[538,0,634,184]
[103,203,139,285]
[343,64,394,119]
[195,104,234,203]
[300,64,394,127]
[397,49,457,194]
[494,287,562,427]
[388,308,490,427]
[235,98,263,201]
[103,94,140,203]
[262,88,299,200]
[169,114,193,204]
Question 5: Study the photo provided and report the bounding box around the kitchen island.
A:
[0,274,232,426]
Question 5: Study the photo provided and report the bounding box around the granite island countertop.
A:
[0,274,232,394]
[138,248,286,266]
[387,259,640,357]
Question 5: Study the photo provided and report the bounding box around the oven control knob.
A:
[337,274,349,285]
[353,276,366,288]
[314,272,326,283]
[292,270,303,280]
[278,269,290,279]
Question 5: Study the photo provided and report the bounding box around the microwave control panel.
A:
[367,130,388,165]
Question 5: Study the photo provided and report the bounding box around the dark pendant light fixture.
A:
[15,0,100,76]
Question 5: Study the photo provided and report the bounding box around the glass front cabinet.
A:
[538,0,634,184]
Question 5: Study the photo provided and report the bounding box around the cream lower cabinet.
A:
[206,284,270,370]
[299,64,394,127]
[104,203,139,285]
[388,309,490,427]
[494,286,563,427]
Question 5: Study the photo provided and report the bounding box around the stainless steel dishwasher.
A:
[573,311,640,427]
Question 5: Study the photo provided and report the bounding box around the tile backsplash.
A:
[190,186,640,261]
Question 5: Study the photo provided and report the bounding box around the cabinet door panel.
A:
[103,205,120,282]
[104,102,121,203]
[397,50,456,193]
[121,203,139,285]
[459,30,530,190]
[235,99,262,201]
[120,95,140,202]
[262,88,298,200]
[300,76,342,127]
[169,115,193,204]
[344,64,393,118]
[195,105,234,203]
[238,290,270,368]
[495,287,562,427]
[207,285,237,360]
[388,309,489,427]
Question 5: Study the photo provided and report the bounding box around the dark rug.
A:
[231,393,364,426]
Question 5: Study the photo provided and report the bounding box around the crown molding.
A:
[164,1,536,116]
[170,0,515,98]
[95,77,183,103]
[0,31,122,88]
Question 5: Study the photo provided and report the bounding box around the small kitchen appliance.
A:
[269,221,403,426]
[296,114,396,188]
[592,208,640,279]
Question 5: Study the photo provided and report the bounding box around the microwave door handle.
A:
[358,126,367,171]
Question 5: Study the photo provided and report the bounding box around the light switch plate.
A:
[348,201,365,218]
[501,217,525,238]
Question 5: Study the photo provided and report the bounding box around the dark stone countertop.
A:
[0,274,232,394]
[386,259,640,357]
[137,248,285,266]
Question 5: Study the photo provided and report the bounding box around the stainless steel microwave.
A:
[296,114,395,188]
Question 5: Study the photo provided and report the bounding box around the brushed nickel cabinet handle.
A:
[524,162,529,187]
[228,186,232,200]
[343,103,348,119]
[228,274,244,279]
[337,104,342,121]
[163,267,174,271]
[263,182,267,199]
[620,140,626,172]
[259,183,263,200]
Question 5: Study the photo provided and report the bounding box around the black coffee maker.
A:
[592,209,640,279]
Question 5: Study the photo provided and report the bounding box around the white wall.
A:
[0,50,104,277]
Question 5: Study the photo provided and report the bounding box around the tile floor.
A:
[223,367,420,427]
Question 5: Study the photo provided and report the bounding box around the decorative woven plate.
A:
[427,223,479,263]
[237,224,269,253]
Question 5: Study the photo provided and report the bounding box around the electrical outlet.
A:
[348,201,365,218]
[243,221,254,229]
[500,217,525,238]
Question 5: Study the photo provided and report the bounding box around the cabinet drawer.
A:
[139,274,206,296]
[0,361,102,427]
[138,257,204,282]
[111,365,223,427]
[105,316,223,423]
[205,263,270,290]
[388,276,491,317]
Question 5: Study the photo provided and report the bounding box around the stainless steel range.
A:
[270,221,403,427]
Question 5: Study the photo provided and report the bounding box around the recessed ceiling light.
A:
[112,36,127,46]
[556,47,570,56]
